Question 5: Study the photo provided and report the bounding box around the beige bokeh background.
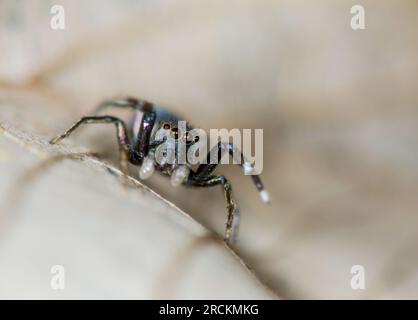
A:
[1,0,418,298]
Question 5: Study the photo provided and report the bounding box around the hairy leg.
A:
[189,175,239,244]
[50,115,136,175]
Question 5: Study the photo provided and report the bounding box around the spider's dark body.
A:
[50,97,269,243]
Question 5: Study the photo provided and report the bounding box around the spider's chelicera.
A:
[50,97,270,243]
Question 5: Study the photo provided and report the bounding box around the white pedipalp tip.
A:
[170,165,190,187]
[139,156,155,180]
[260,190,271,204]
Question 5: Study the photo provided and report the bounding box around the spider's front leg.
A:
[91,97,157,166]
[194,142,270,204]
[50,115,137,176]
[189,174,240,244]
[188,142,270,243]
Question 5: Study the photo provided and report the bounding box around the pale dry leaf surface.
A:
[1,0,418,299]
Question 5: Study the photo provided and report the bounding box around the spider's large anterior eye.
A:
[194,135,200,143]
[171,127,179,139]
[163,123,171,130]
[184,131,192,144]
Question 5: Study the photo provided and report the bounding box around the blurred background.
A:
[1,0,417,299]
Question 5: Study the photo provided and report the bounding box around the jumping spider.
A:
[50,97,270,243]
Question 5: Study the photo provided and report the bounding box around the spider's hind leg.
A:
[93,97,149,114]
[93,97,156,162]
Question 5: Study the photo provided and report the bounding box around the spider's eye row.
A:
[163,128,198,142]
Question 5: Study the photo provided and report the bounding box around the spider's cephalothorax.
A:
[50,97,270,243]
